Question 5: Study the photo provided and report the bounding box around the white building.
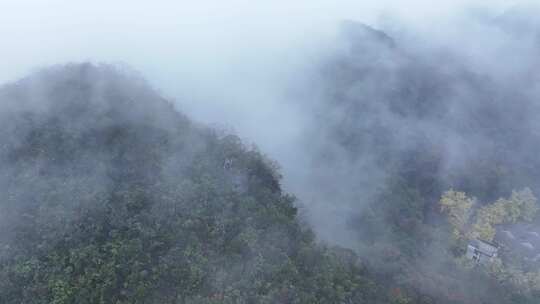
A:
[466,239,499,265]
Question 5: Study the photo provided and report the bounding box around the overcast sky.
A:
[0,0,519,83]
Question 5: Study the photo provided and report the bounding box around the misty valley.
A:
[2,3,540,304]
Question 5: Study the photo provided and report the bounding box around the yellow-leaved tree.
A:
[471,188,538,241]
[439,190,475,240]
[440,188,538,242]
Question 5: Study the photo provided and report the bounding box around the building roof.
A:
[497,223,540,259]
[469,239,499,256]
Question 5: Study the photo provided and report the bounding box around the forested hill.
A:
[2,17,540,304]
[0,64,387,304]
[298,21,540,303]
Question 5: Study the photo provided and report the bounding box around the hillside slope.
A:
[300,21,540,303]
[0,64,385,304]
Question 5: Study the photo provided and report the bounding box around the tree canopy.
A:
[0,64,388,304]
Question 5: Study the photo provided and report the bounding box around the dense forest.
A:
[2,9,540,304]
[0,64,399,303]
[295,20,540,303]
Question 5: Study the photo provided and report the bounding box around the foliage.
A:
[0,64,387,304]
[438,189,539,242]
[469,188,538,241]
[440,190,475,240]
[439,188,540,297]
[310,22,540,304]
